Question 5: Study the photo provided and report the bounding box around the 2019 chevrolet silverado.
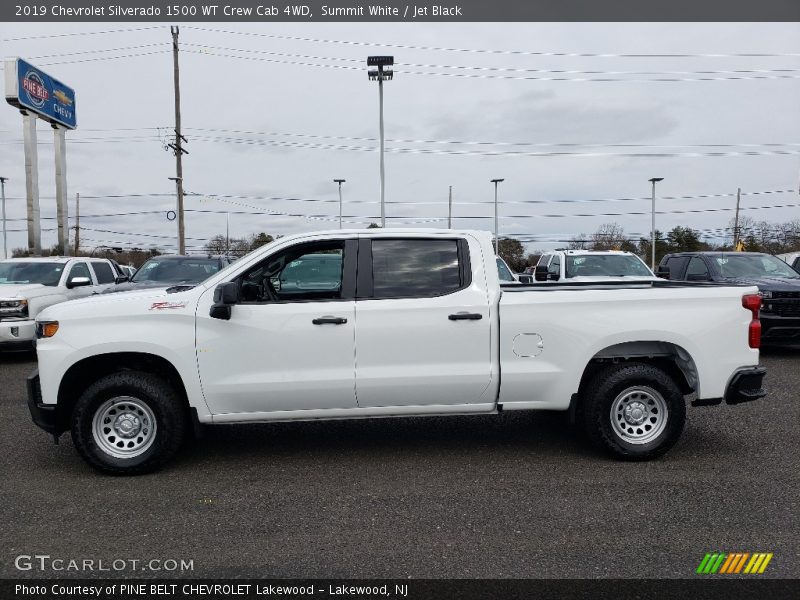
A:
[28,230,765,473]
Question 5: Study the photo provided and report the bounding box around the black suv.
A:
[106,255,232,293]
[658,252,800,346]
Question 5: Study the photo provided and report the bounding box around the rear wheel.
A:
[71,371,186,474]
[582,362,686,460]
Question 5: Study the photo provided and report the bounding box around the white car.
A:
[0,257,120,350]
[535,250,658,283]
[29,229,765,473]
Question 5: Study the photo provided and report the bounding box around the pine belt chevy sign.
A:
[4,57,77,129]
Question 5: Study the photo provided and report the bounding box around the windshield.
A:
[131,257,222,284]
[0,262,64,286]
[496,257,516,282]
[565,255,653,278]
[714,254,800,279]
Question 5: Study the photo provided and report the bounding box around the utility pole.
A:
[169,26,188,254]
[334,179,346,229]
[733,187,741,250]
[74,192,80,255]
[448,185,453,229]
[0,177,8,259]
[491,179,504,255]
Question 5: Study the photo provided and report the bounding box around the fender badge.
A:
[149,301,187,311]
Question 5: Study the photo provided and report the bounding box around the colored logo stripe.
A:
[697,552,772,574]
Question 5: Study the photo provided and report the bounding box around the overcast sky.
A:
[1,22,799,256]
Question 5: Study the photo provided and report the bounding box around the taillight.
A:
[742,294,761,349]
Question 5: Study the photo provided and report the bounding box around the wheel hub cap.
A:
[113,413,141,438]
[624,401,647,425]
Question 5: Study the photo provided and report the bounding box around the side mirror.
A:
[687,273,711,282]
[534,265,549,282]
[115,275,129,284]
[66,276,92,289]
[517,274,533,284]
[655,266,670,279]
[210,282,238,320]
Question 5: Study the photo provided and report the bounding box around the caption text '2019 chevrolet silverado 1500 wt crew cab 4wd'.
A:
[27,230,766,474]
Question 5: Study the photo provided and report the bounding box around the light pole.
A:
[491,178,504,255]
[368,56,394,227]
[0,177,7,259]
[649,177,664,270]
[334,179,346,229]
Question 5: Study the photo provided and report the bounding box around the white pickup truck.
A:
[0,257,122,350]
[27,229,766,474]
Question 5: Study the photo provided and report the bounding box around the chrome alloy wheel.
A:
[610,386,668,445]
[92,396,157,459]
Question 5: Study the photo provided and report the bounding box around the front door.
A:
[195,239,358,417]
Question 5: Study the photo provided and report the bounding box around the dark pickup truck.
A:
[658,251,800,346]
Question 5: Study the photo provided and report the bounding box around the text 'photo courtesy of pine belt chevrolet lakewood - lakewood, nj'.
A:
[21,229,766,474]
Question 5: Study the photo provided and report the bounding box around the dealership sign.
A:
[4,58,76,129]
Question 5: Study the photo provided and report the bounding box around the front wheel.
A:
[71,371,186,474]
[582,362,686,461]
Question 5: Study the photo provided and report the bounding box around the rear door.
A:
[354,236,493,408]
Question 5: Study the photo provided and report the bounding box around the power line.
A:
[2,26,163,42]
[183,49,800,83]
[180,42,800,77]
[183,27,800,59]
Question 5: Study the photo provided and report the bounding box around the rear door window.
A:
[370,239,467,299]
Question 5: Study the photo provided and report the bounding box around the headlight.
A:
[0,299,28,319]
[36,320,59,339]
[760,291,772,299]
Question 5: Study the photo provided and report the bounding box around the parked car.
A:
[658,251,800,346]
[496,256,520,283]
[107,255,232,293]
[776,251,800,272]
[535,250,657,282]
[29,229,765,473]
[116,264,136,279]
[0,257,120,350]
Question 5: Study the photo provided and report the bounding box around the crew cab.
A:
[27,230,766,474]
[0,257,121,350]
[535,250,657,282]
[658,251,800,346]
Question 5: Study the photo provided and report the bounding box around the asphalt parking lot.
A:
[1,350,797,579]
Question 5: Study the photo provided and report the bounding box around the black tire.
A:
[582,362,686,461]
[71,371,186,475]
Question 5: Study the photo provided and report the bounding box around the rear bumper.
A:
[27,370,64,436]
[693,366,766,407]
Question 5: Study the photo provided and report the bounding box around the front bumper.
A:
[692,366,767,407]
[0,319,36,349]
[27,370,65,436]
[760,314,800,346]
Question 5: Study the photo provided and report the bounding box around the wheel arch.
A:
[571,341,698,420]
[56,352,190,431]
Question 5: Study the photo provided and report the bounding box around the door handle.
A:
[448,312,483,321]
[312,316,348,325]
